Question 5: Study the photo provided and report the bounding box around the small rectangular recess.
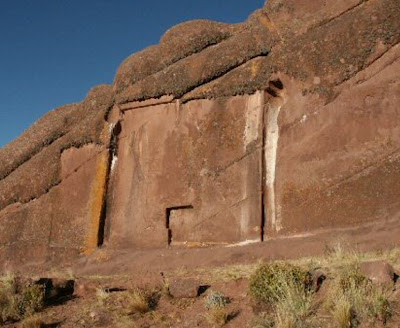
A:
[165,205,193,245]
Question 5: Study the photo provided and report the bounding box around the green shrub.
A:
[19,285,45,316]
[127,287,160,314]
[249,262,312,304]
[204,291,231,327]
[336,265,366,291]
[205,291,230,310]
[0,290,20,323]
[129,288,150,314]
[0,282,44,324]
[325,264,393,326]
[249,262,315,328]
[368,289,392,324]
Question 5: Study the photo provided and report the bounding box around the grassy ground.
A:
[1,244,399,327]
[172,243,400,284]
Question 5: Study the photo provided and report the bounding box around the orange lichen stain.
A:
[251,60,262,78]
[257,13,275,31]
[256,12,282,41]
[93,249,111,263]
[84,150,110,255]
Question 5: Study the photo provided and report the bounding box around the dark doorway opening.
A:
[165,205,193,246]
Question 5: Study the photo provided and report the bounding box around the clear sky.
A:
[0,0,264,148]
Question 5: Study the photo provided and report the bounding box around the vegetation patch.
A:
[205,291,230,310]
[204,291,231,327]
[95,287,110,306]
[249,262,315,327]
[0,274,45,324]
[249,262,312,304]
[206,307,229,327]
[128,287,159,314]
[325,264,393,327]
[22,315,45,328]
[0,246,399,327]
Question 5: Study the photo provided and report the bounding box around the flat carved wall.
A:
[107,93,264,248]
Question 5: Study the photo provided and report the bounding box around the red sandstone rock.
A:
[73,279,102,298]
[168,278,202,299]
[311,270,326,293]
[113,20,237,94]
[360,261,396,285]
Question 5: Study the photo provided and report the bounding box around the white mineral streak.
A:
[265,100,282,232]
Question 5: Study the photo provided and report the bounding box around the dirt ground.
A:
[2,217,400,327]
[73,216,400,279]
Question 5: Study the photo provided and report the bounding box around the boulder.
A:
[359,261,396,285]
[311,270,327,293]
[168,278,202,298]
[73,279,101,298]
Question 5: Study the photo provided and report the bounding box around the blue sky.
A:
[0,0,264,148]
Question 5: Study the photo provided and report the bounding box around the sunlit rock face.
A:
[0,0,399,269]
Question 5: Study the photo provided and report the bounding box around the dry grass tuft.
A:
[96,287,110,305]
[325,263,393,327]
[0,272,17,293]
[0,277,44,324]
[128,288,151,314]
[330,294,353,328]
[275,313,297,328]
[206,307,229,327]
[20,285,45,317]
[0,290,20,323]
[204,291,232,327]
[22,315,45,328]
[251,312,274,328]
[368,286,392,324]
[249,262,312,304]
[249,262,315,327]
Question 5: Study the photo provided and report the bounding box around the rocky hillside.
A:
[1,246,400,327]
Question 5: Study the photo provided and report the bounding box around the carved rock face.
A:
[0,0,399,269]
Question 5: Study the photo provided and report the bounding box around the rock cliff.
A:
[0,0,399,269]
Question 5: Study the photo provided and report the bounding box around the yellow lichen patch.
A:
[84,150,110,254]
[256,12,276,31]
[93,249,112,263]
[251,60,262,78]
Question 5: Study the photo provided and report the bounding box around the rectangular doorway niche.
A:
[166,205,194,246]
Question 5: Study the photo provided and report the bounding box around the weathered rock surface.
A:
[73,279,103,298]
[168,278,202,299]
[0,0,400,268]
[360,261,396,285]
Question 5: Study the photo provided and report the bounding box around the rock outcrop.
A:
[1,0,399,269]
